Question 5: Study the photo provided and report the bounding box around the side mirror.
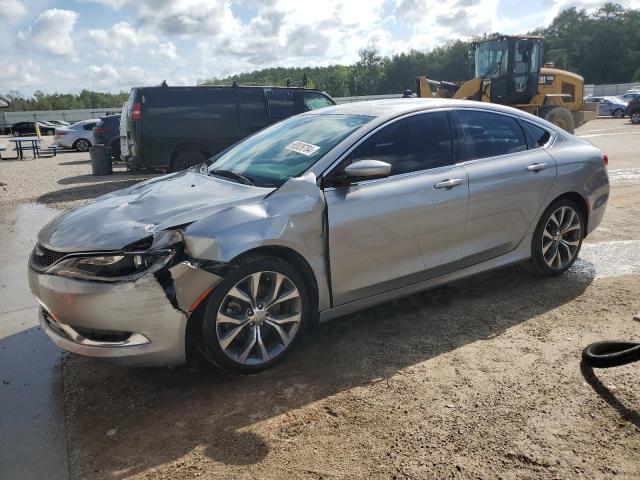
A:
[344,160,391,181]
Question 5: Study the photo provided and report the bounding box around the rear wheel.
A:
[631,111,640,124]
[612,108,625,119]
[169,150,207,172]
[74,138,91,152]
[528,199,584,275]
[200,255,310,373]
[541,106,575,134]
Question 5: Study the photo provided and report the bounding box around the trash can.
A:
[90,145,113,176]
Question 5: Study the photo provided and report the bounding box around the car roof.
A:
[305,97,548,123]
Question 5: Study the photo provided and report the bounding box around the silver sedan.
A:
[29,99,609,373]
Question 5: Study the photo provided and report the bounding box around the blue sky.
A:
[0,0,637,96]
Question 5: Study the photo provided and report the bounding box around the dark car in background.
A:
[627,98,640,124]
[93,114,121,158]
[10,121,56,136]
[121,85,336,171]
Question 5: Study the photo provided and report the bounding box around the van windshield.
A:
[207,114,372,187]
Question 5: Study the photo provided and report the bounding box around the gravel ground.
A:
[3,120,639,479]
[0,136,154,211]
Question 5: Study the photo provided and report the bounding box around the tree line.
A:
[3,3,639,110]
[2,90,129,112]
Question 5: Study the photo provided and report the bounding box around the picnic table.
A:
[2,137,58,160]
[8,136,42,160]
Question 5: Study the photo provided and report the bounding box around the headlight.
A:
[48,250,173,282]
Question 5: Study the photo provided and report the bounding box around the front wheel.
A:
[541,106,575,134]
[612,108,625,119]
[200,255,310,373]
[631,111,640,124]
[528,199,584,275]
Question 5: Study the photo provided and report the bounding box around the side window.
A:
[145,89,237,118]
[458,110,527,160]
[237,89,267,130]
[83,122,97,131]
[302,92,334,111]
[520,121,551,148]
[347,111,453,176]
[267,89,295,119]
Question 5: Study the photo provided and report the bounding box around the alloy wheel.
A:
[613,109,624,118]
[632,112,640,124]
[542,206,581,269]
[216,271,302,365]
[76,139,90,151]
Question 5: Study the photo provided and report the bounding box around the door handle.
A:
[526,163,549,172]
[434,178,464,189]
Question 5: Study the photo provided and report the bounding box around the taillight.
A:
[131,102,142,121]
[602,153,608,167]
[56,131,67,136]
[94,127,109,134]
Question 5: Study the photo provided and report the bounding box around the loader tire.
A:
[541,106,575,134]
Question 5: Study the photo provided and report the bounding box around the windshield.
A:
[475,40,509,78]
[207,114,372,187]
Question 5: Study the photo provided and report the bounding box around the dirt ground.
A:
[3,119,640,479]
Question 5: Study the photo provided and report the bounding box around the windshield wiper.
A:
[209,169,254,186]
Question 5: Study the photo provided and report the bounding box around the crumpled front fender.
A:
[182,173,331,311]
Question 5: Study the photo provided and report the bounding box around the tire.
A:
[74,138,91,152]
[631,111,640,124]
[169,150,207,172]
[582,341,640,368]
[541,106,575,134]
[200,254,310,373]
[528,198,584,275]
[109,139,121,160]
[612,108,625,119]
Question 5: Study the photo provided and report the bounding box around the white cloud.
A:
[152,41,179,61]
[86,64,152,89]
[0,60,41,89]
[0,0,26,22]
[86,22,156,50]
[18,9,79,57]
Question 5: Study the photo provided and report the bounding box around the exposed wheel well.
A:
[551,192,589,234]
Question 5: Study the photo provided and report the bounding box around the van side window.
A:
[302,92,334,111]
[458,110,527,159]
[145,89,236,118]
[267,90,295,119]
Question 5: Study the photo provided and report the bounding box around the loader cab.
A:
[474,36,542,106]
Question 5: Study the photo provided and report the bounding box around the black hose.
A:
[582,341,640,368]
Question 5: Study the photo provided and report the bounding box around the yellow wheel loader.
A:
[416,35,598,133]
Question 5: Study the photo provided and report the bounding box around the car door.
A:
[324,111,469,306]
[455,109,557,264]
[598,99,612,115]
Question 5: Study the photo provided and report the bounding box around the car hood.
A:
[38,170,274,252]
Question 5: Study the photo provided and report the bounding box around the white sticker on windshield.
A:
[285,141,320,156]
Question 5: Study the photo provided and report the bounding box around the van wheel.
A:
[200,254,310,373]
[170,150,207,172]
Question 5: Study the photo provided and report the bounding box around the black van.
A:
[122,85,336,171]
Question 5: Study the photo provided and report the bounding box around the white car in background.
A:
[54,119,99,152]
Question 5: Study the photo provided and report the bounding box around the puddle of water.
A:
[572,240,640,279]
[607,168,640,185]
[0,203,68,480]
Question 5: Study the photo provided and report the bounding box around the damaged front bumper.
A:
[28,259,223,367]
